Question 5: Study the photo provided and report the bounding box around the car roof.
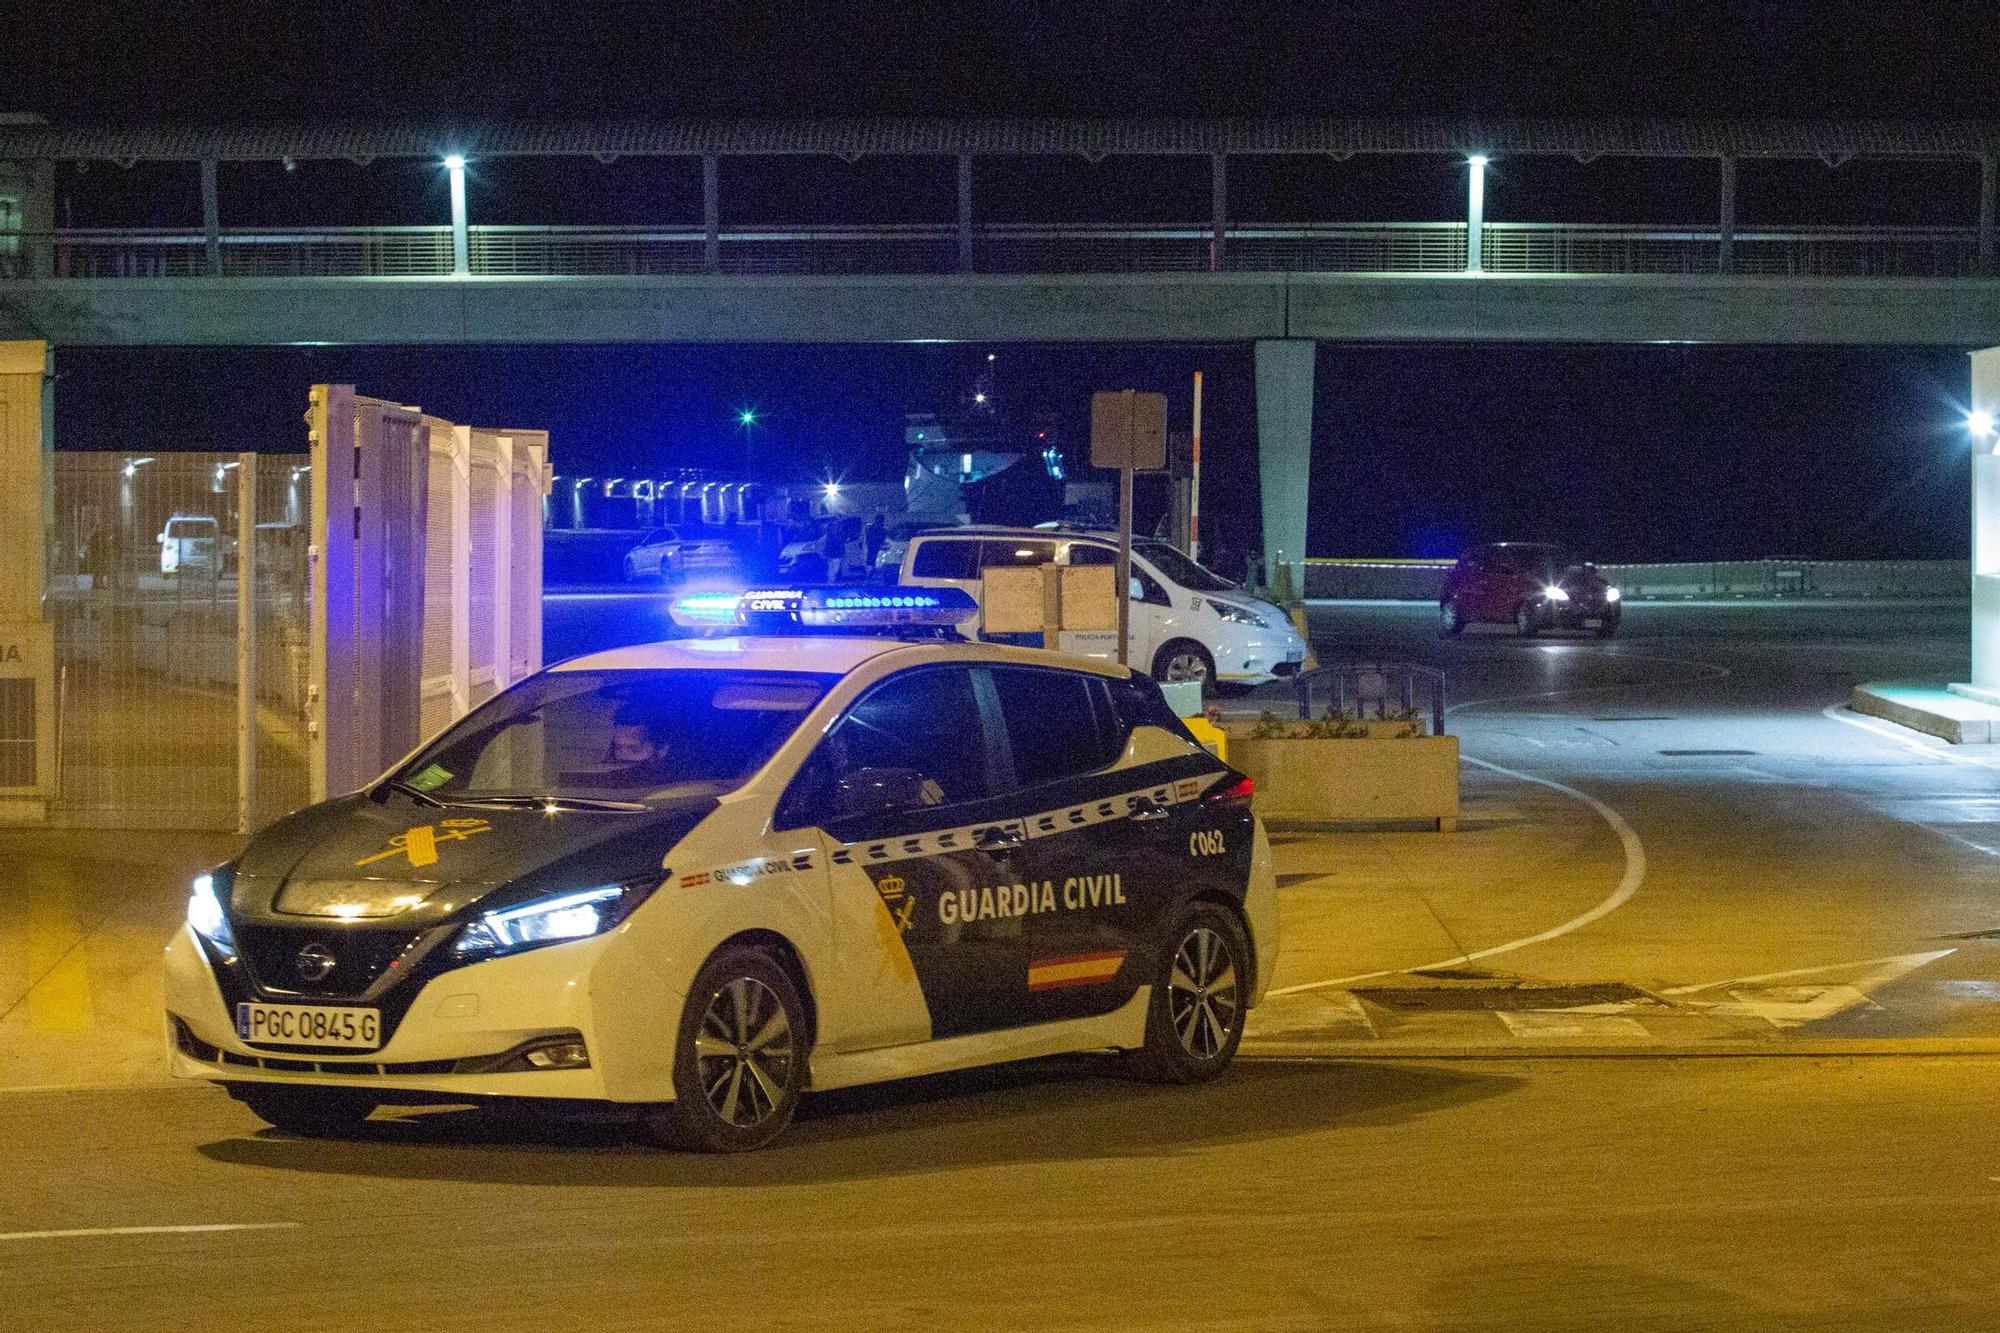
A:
[914,525,1120,543]
[552,634,1136,680]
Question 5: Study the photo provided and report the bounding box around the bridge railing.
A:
[5,221,1989,280]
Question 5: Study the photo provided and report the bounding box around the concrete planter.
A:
[1226,734,1460,831]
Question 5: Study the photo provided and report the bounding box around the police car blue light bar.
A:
[669,586,979,631]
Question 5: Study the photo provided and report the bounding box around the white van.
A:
[898,526,1307,688]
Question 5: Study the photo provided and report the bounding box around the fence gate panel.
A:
[48,453,244,828]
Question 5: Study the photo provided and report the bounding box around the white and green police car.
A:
[165,587,1276,1151]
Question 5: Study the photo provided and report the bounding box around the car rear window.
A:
[990,667,1122,787]
[910,538,980,580]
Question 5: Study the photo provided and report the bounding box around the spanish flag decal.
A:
[1027,950,1126,991]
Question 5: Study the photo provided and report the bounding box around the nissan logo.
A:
[295,943,338,983]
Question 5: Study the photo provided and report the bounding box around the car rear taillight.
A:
[1204,775,1254,808]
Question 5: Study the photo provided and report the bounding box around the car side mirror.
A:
[1129,576,1145,600]
[832,766,936,820]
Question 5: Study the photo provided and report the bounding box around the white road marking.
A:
[1659,949,1957,997]
[1496,1011,1651,1039]
[0,1223,300,1244]
[1267,755,1647,996]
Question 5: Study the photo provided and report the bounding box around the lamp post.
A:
[1466,155,1489,273]
[444,154,468,276]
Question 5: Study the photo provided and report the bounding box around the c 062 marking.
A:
[1189,829,1227,857]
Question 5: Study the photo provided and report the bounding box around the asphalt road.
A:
[4,1055,1997,1331]
[1275,599,2000,1042]
[5,595,1996,1330]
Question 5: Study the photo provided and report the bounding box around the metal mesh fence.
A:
[251,455,313,824]
[49,454,241,827]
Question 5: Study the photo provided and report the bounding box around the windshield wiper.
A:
[452,794,653,813]
[381,779,445,808]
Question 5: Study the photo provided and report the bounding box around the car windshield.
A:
[1133,541,1238,592]
[1504,544,1592,572]
[389,669,837,804]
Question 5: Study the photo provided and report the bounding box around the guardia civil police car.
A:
[164,587,1275,1151]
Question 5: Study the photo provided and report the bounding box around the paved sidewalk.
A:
[0,828,237,1089]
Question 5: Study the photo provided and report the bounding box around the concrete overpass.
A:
[6,113,2000,645]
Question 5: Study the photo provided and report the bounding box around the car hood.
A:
[1556,566,1610,593]
[227,791,720,928]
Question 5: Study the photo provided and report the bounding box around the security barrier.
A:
[1301,558,1970,602]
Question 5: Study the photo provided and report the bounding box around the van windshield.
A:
[1134,541,1238,592]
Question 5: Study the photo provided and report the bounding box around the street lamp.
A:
[1466,154,1489,273]
[443,153,469,276]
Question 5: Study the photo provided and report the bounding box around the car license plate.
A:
[235,1002,380,1050]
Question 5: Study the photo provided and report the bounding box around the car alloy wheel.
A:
[1440,600,1465,636]
[642,948,808,1151]
[1154,639,1215,686]
[1170,926,1240,1061]
[694,976,794,1130]
[1130,903,1248,1084]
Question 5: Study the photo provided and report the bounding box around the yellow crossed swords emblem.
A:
[876,875,916,934]
[356,817,492,869]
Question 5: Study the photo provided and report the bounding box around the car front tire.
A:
[1439,599,1466,637]
[1152,639,1215,689]
[1129,903,1248,1085]
[639,947,808,1152]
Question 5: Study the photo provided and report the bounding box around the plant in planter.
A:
[1224,708,1458,830]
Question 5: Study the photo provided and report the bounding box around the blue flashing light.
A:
[669,586,977,632]
[669,592,746,627]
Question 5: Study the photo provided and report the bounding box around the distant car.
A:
[871,521,932,582]
[623,527,741,583]
[623,528,685,582]
[159,514,221,576]
[1440,542,1621,638]
[899,525,1307,688]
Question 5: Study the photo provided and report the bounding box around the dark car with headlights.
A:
[1439,542,1621,638]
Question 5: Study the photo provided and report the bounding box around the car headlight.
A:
[1542,585,1571,602]
[452,880,655,961]
[188,871,235,955]
[1207,598,1268,626]
[1605,586,1621,602]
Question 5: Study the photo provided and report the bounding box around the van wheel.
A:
[1514,603,1540,638]
[1129,903,1248,1084]
[639,948,808,1152]
[229,1085,376,1138]
[1153,640,1215,688]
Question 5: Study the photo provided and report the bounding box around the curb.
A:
[1240,1036,2000,1061]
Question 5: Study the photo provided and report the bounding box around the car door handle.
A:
[1130,800,1171,822]
[975,826,1025,850]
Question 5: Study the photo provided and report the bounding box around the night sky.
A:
[20,1,2000,562]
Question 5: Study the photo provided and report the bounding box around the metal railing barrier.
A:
[1292,662,1447,738]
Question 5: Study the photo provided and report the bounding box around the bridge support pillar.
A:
[200,156,221,276]
[1969,348,2000,695]
[1719,155,1737,274]
[1255,339,1314,600]
[1979,157,1996,278]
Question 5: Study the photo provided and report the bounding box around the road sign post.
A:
[1090,390,1168,667]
